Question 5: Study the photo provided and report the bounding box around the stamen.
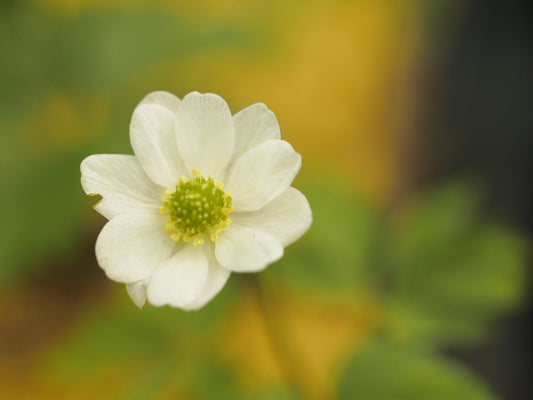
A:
[160,170,233,245]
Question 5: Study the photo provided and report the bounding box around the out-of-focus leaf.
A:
[44,279,239,399]
[0,4,252,103]
[386,181,526,345]
[51,282,235,377]
[269,180,383,292]
[250,388,304,400]
[43,278,310,399]
[391,181,480,276]
[0,153,88,281]
[338,342,497,400]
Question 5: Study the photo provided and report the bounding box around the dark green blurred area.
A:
[0,1,530,399]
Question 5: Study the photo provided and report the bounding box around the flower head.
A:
[81,91,312,310]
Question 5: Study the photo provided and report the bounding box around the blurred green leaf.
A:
[391,180,480,277]
[338,342,497,400]
[51,282,235,377]
[0,4,254,102]
[268,180,383,292]
[45,278,241,398]
[0,153,87,281]
[44,277,307,399]
[386,181,526,345]
[250,388,304,400]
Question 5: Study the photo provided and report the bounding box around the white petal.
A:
[81,154,163,219]
[226,140,301,212]
[175,92,235,180]
[215,223,283,272]
[126,281,148,309]
[147,244,209,308]
[184,244,231,310]
[232,103,280,160]
[130,103,187,187]
[95,212,176,283]
[232,187,312,247]
[139,91,181,114]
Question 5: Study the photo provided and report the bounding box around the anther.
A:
[159,170,233,246]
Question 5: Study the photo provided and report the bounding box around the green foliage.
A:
[268,180,383,291]
[270,179,525,349]
[385,181,526,345]
[268,180,526,397]
[47,278,240,398]
[27,176,524,399]
[45,277,305,399]
[338,342,497,400]
[0,153,87,280]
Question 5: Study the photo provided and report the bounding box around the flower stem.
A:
[248,275,327,400]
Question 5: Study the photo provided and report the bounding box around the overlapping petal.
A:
[147,244,209,308]
[175,92,235,180]
[232,187,312,247]
[139,90,181,114]
[126,281,148,309]
[95,212,177,283]
[227,140,301,212]
[81,154,163,219]
[215,223,284,272]
[184,244,231,310]
[130,103,188,187]
[232,103,281,160]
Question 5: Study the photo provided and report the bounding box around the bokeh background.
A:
[1,0,532,399]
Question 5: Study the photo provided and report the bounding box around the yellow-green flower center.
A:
[160,169,233,246]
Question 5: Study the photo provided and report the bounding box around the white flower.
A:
[81,91,312,310]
